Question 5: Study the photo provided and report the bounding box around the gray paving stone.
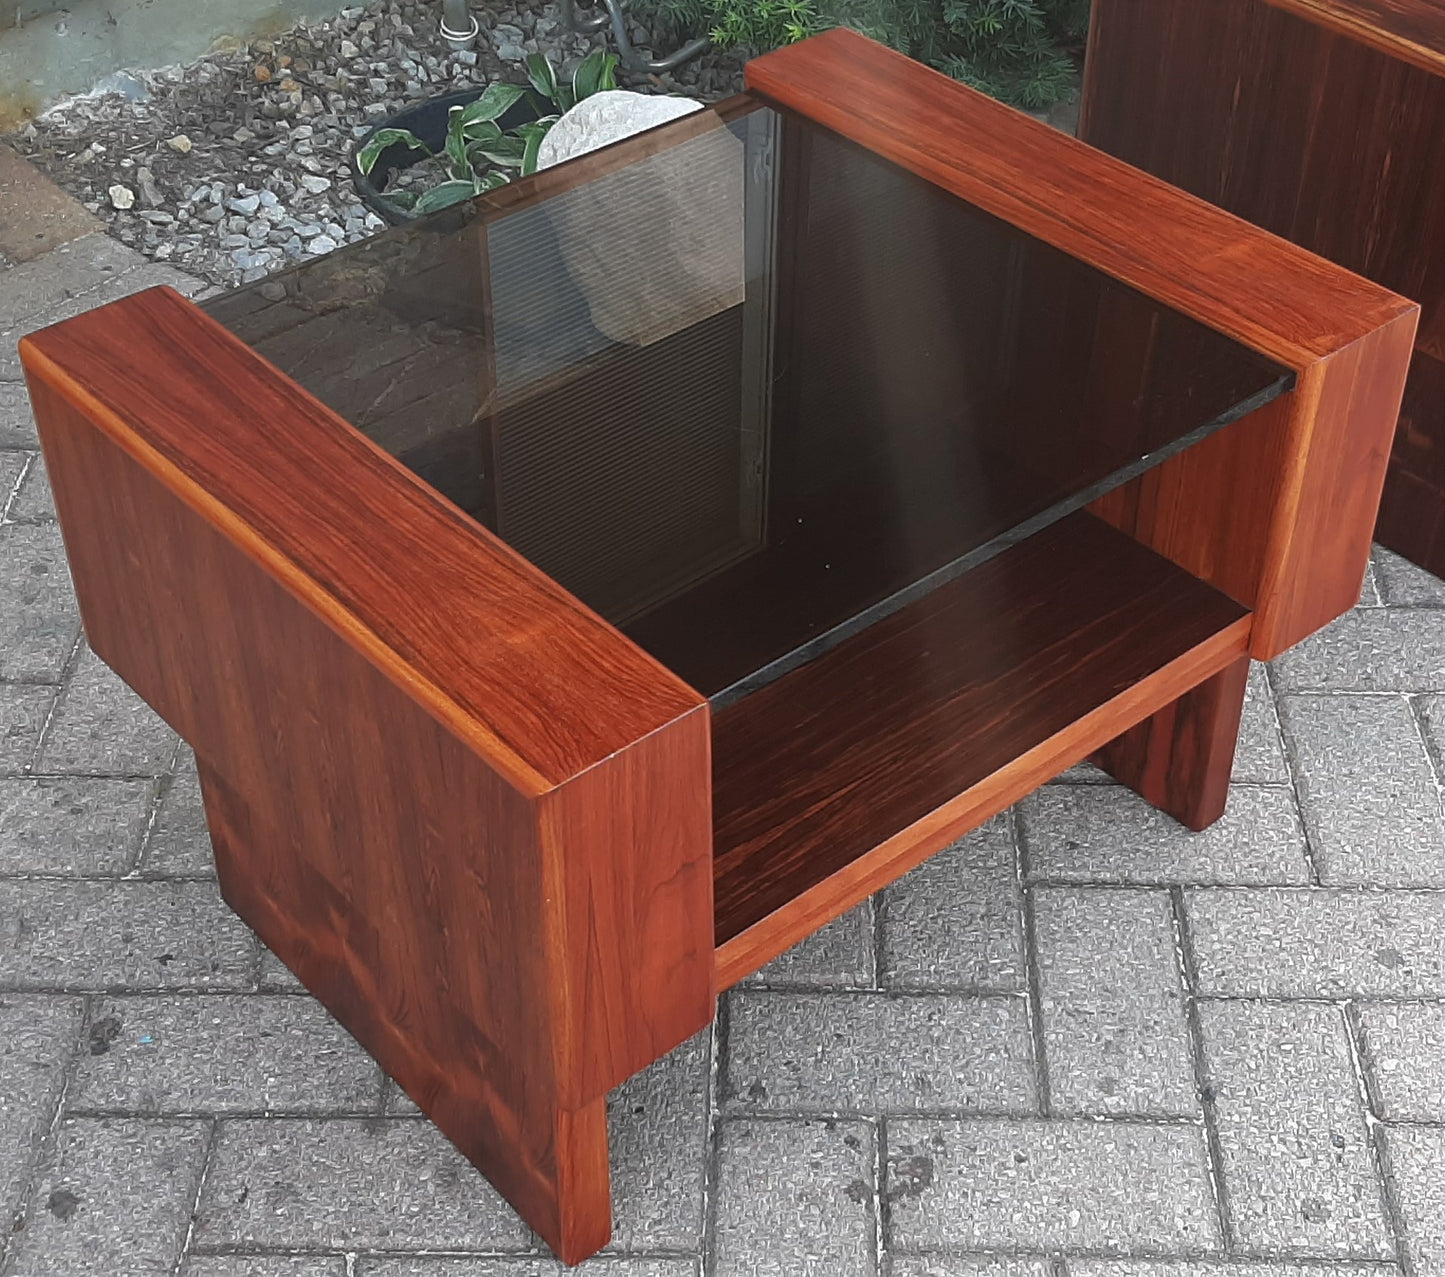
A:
[0,232,141,330]
[1186,888,1445,997]
[884,1118,1219,1252]
[607,1027,709,1251]
[1278,694,1445,887]
[1355,1002,1445,1122]
[1360,549,1384,607]
[384,1077,420,1115]
[0,996,84,1243]
[1419,695,1445,769]
[887,1260,1052,1277]
[715,1118,874,1277]
[879,816,1024,992]
[257,946,305,992]
[1375,545,1445,607]
[0,382,38,448]
[725,992,1034,1116]
[1272,609,1445,693]
[69,995,380,1115]
[140,754,215,878]
[38,646,177,776]
[0,681,54,770]
[1022,785,1310,886]
[1032,887,1195,1118]
[1234,662,1290,785]
[1054,760,1114,784]
[181,1259,348,1277]
[1384,1124,1445,1277]
[194,1118,531,1251]
[5,1115,210,1277]
[0,260,210,382]
[0,523,78,682]
[358,1258,696,1276]
[0,776,153,875]
[1196,1000,1390,1257]
[9,454,54,521]
[742,903,874,989]
[0,879,257,991]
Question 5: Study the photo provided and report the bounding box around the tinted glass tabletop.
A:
[204,96,1292,705]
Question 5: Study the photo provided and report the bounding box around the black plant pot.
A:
[351,85,545,226]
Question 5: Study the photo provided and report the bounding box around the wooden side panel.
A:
[1263,0,1445,77]
[21,292,715,1264]
[1094,655,1251,831]
[1091,312,1418,656]
[1081,0,1445,578]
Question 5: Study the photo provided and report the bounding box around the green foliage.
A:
[356,48,619,215]
[647,0,1088,107]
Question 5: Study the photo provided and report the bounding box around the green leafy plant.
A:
[355,47,620,215]
[642,0,1088,108]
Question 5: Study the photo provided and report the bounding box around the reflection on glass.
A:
[205,99,1291,705]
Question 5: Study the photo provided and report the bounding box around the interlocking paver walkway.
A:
[3,204,1445,1277]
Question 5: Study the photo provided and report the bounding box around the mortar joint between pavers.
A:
[129,738,188,879]
[0,451,33,522]
[25,630,87,777]
[1341,1003,1414,1276]
[1169,886,1236,1253]
[865,892,883,991]
[1405,695,1445,819]
[1011,806,1055,1120]
[701,1011,725,1277]
[170,1117,220,1277]
[1,990,92,1273]
[1264,661,1327,886]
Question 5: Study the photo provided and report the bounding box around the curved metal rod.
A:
[563,0,711,73]
[561,0,611,34]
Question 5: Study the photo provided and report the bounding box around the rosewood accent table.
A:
[20,30,1417,1265]
[1079,0,1445,576]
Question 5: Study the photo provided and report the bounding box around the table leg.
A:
[1092,654,1250,831]
[196,759,614,1263]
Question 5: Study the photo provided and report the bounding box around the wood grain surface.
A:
[20,288,716,1263]
[1263,0,1445,75]
[711,512,1252,985]
[1081,0,1445,577]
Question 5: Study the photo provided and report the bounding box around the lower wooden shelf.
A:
[711,510,1252,986]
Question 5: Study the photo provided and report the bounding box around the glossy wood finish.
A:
[746,29,1419,657]
[1265,0,1445,74]
[19,287,715,1264]
[1079,0,1445,576]
[1094,654,1252,832]
[712,512,1252,984]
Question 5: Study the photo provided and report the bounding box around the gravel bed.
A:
[3,0,747,288]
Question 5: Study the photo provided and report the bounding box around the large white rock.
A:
[536,89,705,170]
[534,90,745,348]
